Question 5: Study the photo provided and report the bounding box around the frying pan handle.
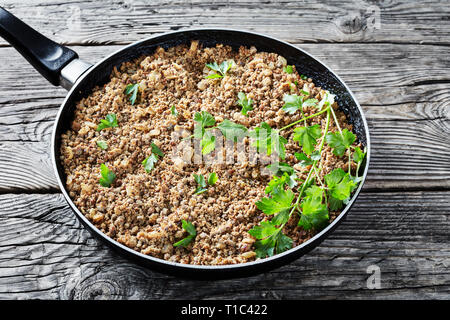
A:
[0,6,91,89]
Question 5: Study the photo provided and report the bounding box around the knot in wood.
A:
[74,278,123,300]
[334,11,363,34]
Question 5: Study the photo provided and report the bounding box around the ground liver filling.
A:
[60,41,358,265]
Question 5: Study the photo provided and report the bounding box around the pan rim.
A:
[51,28,371,272]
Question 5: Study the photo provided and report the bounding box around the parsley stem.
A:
[289,108,331,220]
[279,107,330,132]
[329,104,352,175]
[355,158,363,180]
[348,150,352,176]
[329,106,343,135]
[313,165,325,189]
[317,108,331,153]
[287,163,315,220]
[301,108,307,126]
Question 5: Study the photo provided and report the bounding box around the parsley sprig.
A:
[282,85,318,115]
[326,129,356,157]
[99,164,116,187]
[249,122,287,159]
[249,87,366,258]
[142,142,164,173]
[193,172,218,194]
[205,61,234,79]
[353,146,367,180]
[173,220,197,247]
[96,113,118,131]
[292,124,322,156]
[174,69,365,259]
[124,83,140,105]
[283,65,294,74]
[192,111,248,155]
[237,92,254,116]
[170,105,179,117]
[96,140,108,150]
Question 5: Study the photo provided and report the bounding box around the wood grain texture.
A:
[0,191,448,299]
[0,0,449,300]
[0,43,449,192]
[0,0,449,45]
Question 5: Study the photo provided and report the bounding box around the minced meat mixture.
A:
[60,41,359,265]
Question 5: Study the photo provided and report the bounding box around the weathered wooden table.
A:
[0,0,448,299]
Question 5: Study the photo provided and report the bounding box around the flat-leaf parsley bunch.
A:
[180,63,366,255]
[247,88,366,259]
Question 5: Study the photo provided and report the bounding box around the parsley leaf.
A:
[282,94,303,114]
[193,112,249,154]
[249,122,288,159]
[173,220,197,247]
[275,232,294,254]
[194,111,216,129]
[298,185,329,230]
[170,105,178,117]
[96,113,118,131]
[205,73,223,79]
[193,174,207,194]
[194,111,217,155]
[353,146,366,163]
[256,188,295,215]
[142,154,158,173]
[298,194,329,230]
[353,146,366,178]
[96,140,108,150]
[200,131,216,155]
[248,220,278,239]
[99,164,116,187]
[293,124,322,155]
[124,83,140,105]
[271,209,291,226]
[329,197,344,211]
[303,98,319,107]
[253,234,277,258]
[325,129,356,156]
[283,65,294,74]
[237,92,254,116]
[193,172,217,194]
[205,61,234,79]
[300,74,308,80]
[207,172,218,186]
[151,142,164,157]
[294,152,313,167]
[325,168,356,200]
[266,162,298,189]
[304,185,323,198]
[295,150,321,167]
[217,119,248,142]
[282,91,318,115]
[317,91,335,110]
[324,168,346,187]
[265,174,289,194]
[142,142,164,173]
[248,221,293,258]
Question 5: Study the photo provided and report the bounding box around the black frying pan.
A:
[0,7,370,279]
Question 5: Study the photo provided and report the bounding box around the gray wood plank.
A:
[0,43,449,192]
[0,191,448,299]
[1,0,449,45]
[0,0,448,302]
